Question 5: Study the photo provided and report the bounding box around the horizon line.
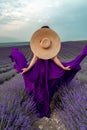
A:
[0,39,87,44]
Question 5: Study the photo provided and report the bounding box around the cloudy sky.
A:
[0,0,87,43]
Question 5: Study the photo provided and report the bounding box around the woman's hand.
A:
[21,68,29,74]
[64,66,71,71]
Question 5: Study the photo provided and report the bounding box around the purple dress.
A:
[10,45,87,118]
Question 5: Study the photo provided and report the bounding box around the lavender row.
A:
[0,69,17,84]
[54,79,87,130]
[0,88,38,130]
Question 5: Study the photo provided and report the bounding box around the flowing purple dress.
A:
[10,45,87,118]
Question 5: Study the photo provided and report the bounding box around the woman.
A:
[10,26,87,118]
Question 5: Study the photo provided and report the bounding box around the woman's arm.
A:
[52,56,71,70]
[21,54,38,74]
[27,54,38,70]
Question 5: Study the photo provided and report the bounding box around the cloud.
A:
[0,0,87,42]
[0,0,62,35]
[0,1,43,32]
[0,0,62,24]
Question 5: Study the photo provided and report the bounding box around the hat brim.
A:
[30,28,61,59]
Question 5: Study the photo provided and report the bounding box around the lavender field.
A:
[0,41,87,130]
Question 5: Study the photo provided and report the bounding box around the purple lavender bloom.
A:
[0,89,37,130]
[55,79,87,130]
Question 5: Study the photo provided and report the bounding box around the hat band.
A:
[40,37,51,49]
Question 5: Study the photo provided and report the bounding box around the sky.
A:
[0,0,87,43]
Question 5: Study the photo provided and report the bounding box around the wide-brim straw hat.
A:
[30,27,61,59]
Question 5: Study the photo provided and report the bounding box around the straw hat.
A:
[30,27,61,59]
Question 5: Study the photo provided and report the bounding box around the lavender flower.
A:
[55,79,87,130]
[0,88,37,130]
